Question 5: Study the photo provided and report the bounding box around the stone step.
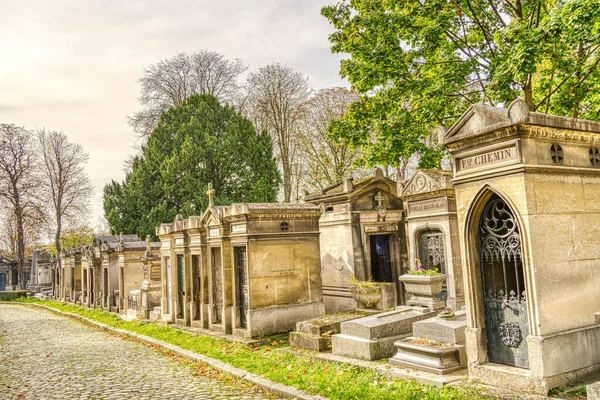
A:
[149,311,160,321]
[290,331,332,352]
[153,306,162,313]
[332,333,410,361]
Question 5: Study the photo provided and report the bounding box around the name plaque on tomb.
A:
[457,144,518,172]
[408,198,447,216]
[231,224,247,234]
[272,268,300,276]
[364,224,398,233]
[150,264,161,281]
[208,228,220,237]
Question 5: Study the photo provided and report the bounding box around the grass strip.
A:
[14,298,491,400]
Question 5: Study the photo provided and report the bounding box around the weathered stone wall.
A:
[318,211,362,313]
[247,238,322,309]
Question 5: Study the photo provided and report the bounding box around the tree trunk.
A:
[15,205,26,290]
[524,75,534,110]
[282,159,292,203]
[55,211,62,255]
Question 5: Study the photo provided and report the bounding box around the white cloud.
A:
[0,0,348,226]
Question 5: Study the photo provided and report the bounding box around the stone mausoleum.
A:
[157,186,325,338]
[442,99,600,394]
[54,234,161,319]
[401,169,464,310]
[305,168,408,313]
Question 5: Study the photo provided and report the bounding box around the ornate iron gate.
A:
[479,196,529,368]
[237,248,249,328]
[419,230,446,302]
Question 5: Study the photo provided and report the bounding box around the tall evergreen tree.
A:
[104,94,281,238]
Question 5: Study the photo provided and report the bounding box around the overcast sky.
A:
[0,0,348,228]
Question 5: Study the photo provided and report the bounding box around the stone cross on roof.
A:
[207,183,215,208]
[374,191,385,209]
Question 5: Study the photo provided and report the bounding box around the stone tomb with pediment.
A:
[442,99,600,394]
[157,186,325,338]
[305,168,408,313]
[402,169,464,310]
[225,202,325,338]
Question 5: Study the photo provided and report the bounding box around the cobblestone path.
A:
[0,305,270,400]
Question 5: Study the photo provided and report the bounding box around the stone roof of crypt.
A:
[92,234,141,246]
[304,168,398,203]
[443,99,600,145]
[402,169,453,197]
[228,202,321,217]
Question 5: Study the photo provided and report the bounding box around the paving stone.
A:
[0,305,269,400]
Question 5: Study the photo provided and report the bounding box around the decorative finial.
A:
[145,235,152,256]
[207,183,215,207]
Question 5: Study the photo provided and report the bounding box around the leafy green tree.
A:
[322,0,600,169]
[104,94,281,238]
[45,226,95,256]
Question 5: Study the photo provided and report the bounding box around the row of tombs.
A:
[46,100,600,395]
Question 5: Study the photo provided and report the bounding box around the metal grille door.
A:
[479,196,529,368]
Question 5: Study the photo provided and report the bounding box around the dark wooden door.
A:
[211,248,222,322]
[192,255,200,320]
[90,269,94,305]
[177,255,184,318]
[479,196,529,368]
[0,273,6,291]
[237,248,249,328]
[370,235,393,282]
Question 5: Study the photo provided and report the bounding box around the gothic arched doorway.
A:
[478,195,529,368]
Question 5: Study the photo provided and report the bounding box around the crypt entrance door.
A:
[192,255,201,320]
[177,255,184,318]
[89,269,94,306]
[165,258,171,314]
[370,235,393,283]
[478,196,529,369]
[104,268,109,308]
[236,247,249,329]
[211,248,223,323]
[0,273,6,291]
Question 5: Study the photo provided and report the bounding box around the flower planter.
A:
[351,290,381,309]
[399,274,446,311]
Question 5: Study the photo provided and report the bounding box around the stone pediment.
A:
[201,206,227,227]
[306,168,398,205]
[444,99,529,144]
[402,170,452,197]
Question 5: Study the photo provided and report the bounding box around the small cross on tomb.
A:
[207,183,215,207]
[374,191,385,209]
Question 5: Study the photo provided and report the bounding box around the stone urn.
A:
[351,290,382,309]
[399,274,446,311]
